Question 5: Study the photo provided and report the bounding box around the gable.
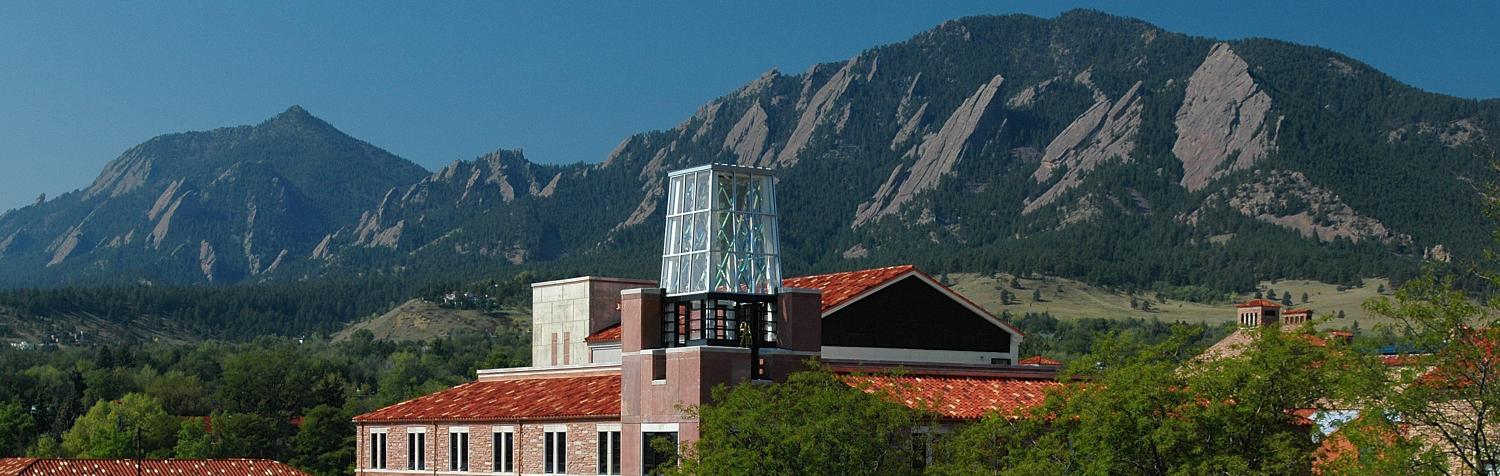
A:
[822,275,1014,352]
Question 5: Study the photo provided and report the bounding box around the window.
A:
[449,427,469,471]
[493,428,514,473]
[911,432,932,471]
[597,429,621,475]
[368,429,387,469]
[642,431,677,474]
[651,351,667,381]
[407,428,426,470]
[544,429,568,474]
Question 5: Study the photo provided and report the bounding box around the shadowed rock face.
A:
[1026,80,1145,213]
[1174,43,1279,191]
[855,74,1007,227]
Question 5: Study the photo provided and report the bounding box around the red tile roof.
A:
[0,458,307,476]
[1284,308,1312,315]
[1236,299,1283,308]
[1019,355,1063,366]
[781,265,917,311]
[585,325,622,342]
[353,375,620,423]
[840,373,1061,420]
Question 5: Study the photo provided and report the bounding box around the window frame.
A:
[407,427,427,470]
[544,426,568,474]
[641,429,678,474]
[597,424,622,475]
[449,426,470,471]
[493,425,515,474]
[368,428,388,469]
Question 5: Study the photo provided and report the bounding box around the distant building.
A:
[0,458,306,476]
[1236,298,1282,327]
[352,165,1055,475]
[1282,308,1313,327]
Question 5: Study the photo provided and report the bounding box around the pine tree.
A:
[1337,310,1347,319]
[1281,292,1293,305]
[1301,292,1309,304]
[1032,289,1042,303]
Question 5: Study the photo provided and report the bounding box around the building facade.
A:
[354,165,1050,475]
[353,265,1049,476]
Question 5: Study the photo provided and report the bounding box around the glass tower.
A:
[660,164,781,296]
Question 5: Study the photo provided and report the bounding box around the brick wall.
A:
[356,420,615,475]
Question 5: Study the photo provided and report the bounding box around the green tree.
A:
[670,367,923,476]
[1328,274,1500,475]
[292,405,354,476]
[934,325,1341,474]
[173,412,291,460]
[0,400,35,456]
[1302,292,1310,304]
[1031,289,1042,303]
[144,371,209,416]
[173,418,214,457]
[61,393,177,458]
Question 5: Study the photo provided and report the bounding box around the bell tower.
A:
[618,164,822,475]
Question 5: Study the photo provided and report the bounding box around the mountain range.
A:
[0,10,1494,291]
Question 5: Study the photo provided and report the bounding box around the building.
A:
[1282,308,1313,327]
[353,165,1055,475]
[0,458,307,476]
[1236,298,1282,328]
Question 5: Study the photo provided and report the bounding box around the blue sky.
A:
[0,1,1495,211]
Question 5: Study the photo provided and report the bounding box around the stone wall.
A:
[356,420,616,475]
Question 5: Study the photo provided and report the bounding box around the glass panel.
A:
[665,256,679,293]
[691,212,708,251]
[734,174,751,212]
[715,173,732,210]
[714,211,731,254]
[668,175,683,215]
[686,257,698,293]
[611,431,621,474]
[694,171,710,211]
[688,252,706,294]
[687,172,696,213]
[675,214,690,254]
[598,432,608,475]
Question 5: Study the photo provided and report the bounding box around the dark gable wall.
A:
[821,276,1012,352]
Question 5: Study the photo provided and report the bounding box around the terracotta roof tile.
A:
[353,375,620,423]
[0,458,306,476]
[1019,355,1063,366]
[781,265,916,311]
[585,325,622,342]
[1236,299,1283,308]
[840,373,1060,420]
[1284,308,1312,315]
